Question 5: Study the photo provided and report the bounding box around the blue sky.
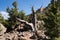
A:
[0,0,51,19]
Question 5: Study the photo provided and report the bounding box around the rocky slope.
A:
[0,22,50,40]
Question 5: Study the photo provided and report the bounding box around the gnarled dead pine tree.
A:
[31,6,40,40]
[16,7,41,40]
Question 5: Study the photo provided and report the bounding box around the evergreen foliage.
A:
[6,1,25,28]
[43,0,60,40]
[0,14,4,23]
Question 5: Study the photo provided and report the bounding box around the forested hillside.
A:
[0,0,60,40]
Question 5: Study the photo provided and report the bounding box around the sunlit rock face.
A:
[0,23,6,35]
[0,22,50,40]
[0,23,6,40]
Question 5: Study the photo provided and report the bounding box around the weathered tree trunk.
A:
[31,7,40,40]
[32,7,38,31]
[16,7,41,40]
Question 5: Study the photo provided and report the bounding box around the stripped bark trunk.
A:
[31,7,40,40]
[16,7,40,40]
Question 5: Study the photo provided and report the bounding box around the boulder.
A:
[0,23,6,35]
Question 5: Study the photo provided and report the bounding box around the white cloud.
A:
[0,11,9,19]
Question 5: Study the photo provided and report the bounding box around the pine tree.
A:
[44,0,60,40]
[6,1,25,29]
[6,1,18,27]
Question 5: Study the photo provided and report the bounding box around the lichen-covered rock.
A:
[0,23,6,35]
